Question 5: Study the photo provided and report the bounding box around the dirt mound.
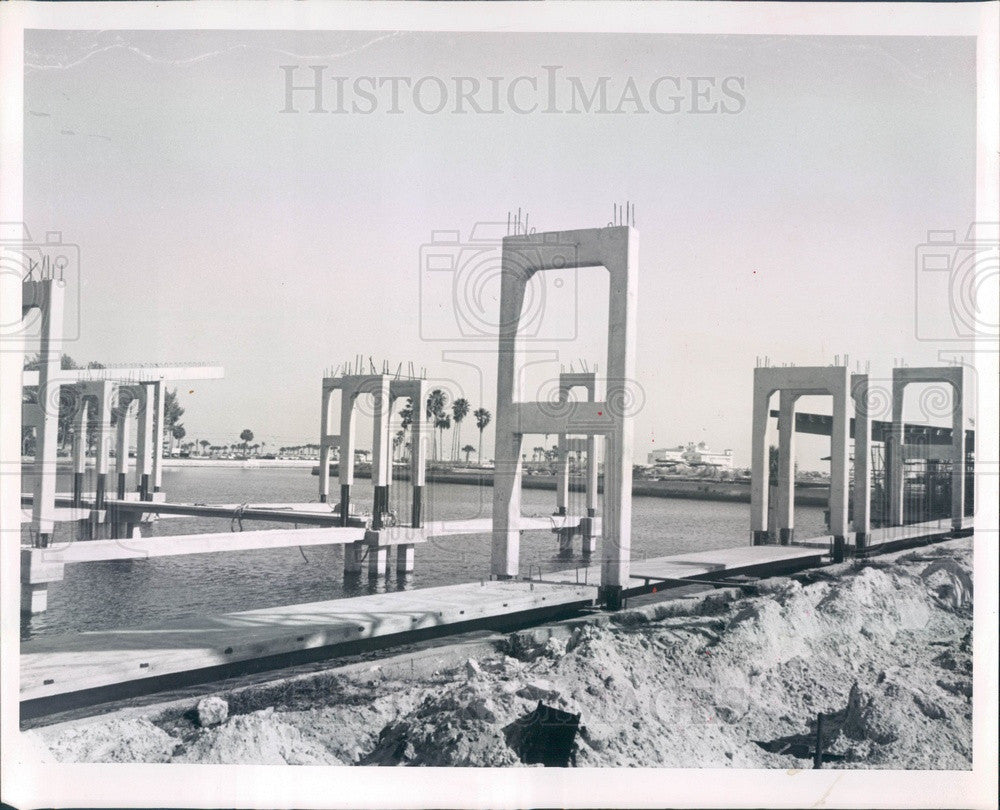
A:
[359,681,522,766]
[173,708,339,765]
[34,539,973,769]
[46,717,178,763]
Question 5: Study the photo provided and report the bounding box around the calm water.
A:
[23,466,826,639]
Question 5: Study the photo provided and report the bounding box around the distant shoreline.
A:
[26,457,831,505]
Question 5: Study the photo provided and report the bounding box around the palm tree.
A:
[399,399,414,432]
[435,413,451,462]
[451,397,469,461]
[426,389,448,460]
[398,399,414,459]
[393,429,406,461]
[473,407,491,465]
[240,429,254,458]
[199,439,210,456]
[462,444,476,463]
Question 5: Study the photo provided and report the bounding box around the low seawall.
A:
[311,465,830,506]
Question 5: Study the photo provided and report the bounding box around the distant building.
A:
[648,441,734,469]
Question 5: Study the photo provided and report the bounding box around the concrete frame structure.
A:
[319,373,429,578]
[17,273,223,611]
[553,372,601,556]
[888,366,968,532]
[751,365,851,561]
[492,226,638,608]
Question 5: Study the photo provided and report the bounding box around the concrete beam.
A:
[22,365,225,386]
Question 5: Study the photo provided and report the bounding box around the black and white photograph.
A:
[0,2,997,808]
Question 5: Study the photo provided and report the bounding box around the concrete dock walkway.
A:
[21,542,832,712]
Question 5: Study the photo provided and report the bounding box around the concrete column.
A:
[396,543,415,575]
[318,384,334,503]
[950,375,966,531]
[370,377,391,530]
[26,280,64,547]
[598,232,638,607]
[750,374,773,545]
[344,541,364,576]
[830,383,851,562]
[364,530,390,579]
[491,257,529,579]
[555,434,570,516]
[72,392,88,507]
[586,436,599,513]
[852,374,872,550]
[21,549,64,614]
[582,435,599,555]
[776,390,797,544]
[338,386,356,527]
[151,381,165,492]
[115,391,135,498]
[491,437,524,578]
[94,383,113,510]
[135,384,154,499]
[410,382,428,528]
[888,380,906,526]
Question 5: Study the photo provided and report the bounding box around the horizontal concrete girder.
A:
[25,526,375,564]
[22,365,225,386]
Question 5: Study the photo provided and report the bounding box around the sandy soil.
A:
[32,538,973,768]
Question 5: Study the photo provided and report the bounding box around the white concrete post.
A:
[72,390,89,507]
[582,434,600,554]
[750,372,772,545]
[25,280,64,546]
[409,380,428,526]
[491,257,529,579]
[888,379,906,526]
[112,390,137,538]
[586,435,599,514]
[338,386,356,526]
[399,379,428,575]
[318,383,334,503]
[830,377,851,561]
[151,380,165,493]
[599,231,638,604]
[556,433,570,515]
[950,371,966,531]
[114,390,135,498]
[94,382,113,509]
[135,384,154,499]
[851,374,872,549]
[370,376,392,530]
[776,390,797,544]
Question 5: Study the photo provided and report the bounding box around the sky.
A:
[22,30,977,467]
